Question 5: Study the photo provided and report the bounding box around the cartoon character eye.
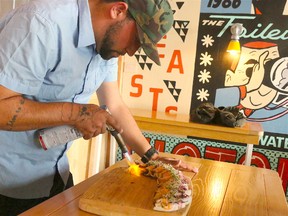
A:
[246,67,253,78]
[244,59,258,78]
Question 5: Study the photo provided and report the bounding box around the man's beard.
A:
[99,20,126,60]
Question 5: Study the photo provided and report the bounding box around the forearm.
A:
[0,95,87,131]
[96,81,152,157]
[109,104,151,157]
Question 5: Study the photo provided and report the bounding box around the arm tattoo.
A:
[6,97,26,130]
[79,106,91,117]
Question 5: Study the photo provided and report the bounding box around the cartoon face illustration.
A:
[224,41,279,110]
[225,41,279,87]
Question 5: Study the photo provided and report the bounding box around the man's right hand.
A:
[72,104,122,140]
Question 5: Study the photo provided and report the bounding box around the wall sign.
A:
[201,0,252,14]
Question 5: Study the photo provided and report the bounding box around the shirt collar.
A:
[77,0,95,47]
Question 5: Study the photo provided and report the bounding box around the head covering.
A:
[124,0,174,65]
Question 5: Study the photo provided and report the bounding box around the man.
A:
[0,0,191,214]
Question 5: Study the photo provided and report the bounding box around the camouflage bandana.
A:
[123,0,174,66]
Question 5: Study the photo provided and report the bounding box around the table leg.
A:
[109,134,117,166]
[244,144,253,166]
[90,134,103,175]
[94,134,103,174]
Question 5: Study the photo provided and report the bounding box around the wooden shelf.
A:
[131,108,263,145]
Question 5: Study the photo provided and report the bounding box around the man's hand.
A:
[153,155,199,173]
[73,104,122,140]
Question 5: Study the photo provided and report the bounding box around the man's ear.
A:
[110,2,128,19]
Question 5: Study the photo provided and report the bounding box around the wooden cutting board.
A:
[79,166,192,216]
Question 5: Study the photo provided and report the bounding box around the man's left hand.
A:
[153,156,199,173]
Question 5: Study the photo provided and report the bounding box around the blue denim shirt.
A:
[0,0,117,198]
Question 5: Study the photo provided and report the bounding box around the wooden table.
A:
[21,153,288,216]
[130,108,264,166]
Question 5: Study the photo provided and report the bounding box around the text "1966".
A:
[207,0,241,9]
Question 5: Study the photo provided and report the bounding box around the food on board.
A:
[139,160,192,212]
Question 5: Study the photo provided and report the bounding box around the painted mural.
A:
[191,0,288,198]
[120,0,288,199]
